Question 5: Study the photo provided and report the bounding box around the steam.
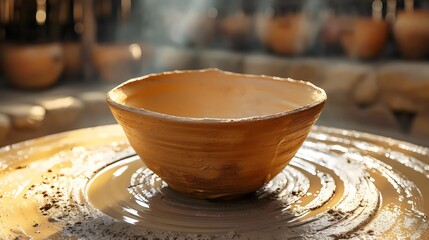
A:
[132,0,329,72]
[139,0,328,48]
[140,0,219,48]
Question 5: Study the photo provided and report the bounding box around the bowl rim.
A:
[106,68,327,123]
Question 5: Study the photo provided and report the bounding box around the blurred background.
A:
[0,0,428,146]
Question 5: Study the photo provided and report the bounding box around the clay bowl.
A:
[2,43,63,89]
[340,17,389,59]
[107,69,327,199]
[393,10,429,59]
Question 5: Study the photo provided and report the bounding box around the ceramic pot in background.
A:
[219,11,254,49]
[393,10,429,59]
[319,14,345,56]
[340,17,389,59]
[258,14,315,55]
[91,43,146,82]
[2,43,64,89]
[321,15,342,45]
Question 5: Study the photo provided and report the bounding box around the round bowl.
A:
[2,43,64,89]
[107,69,327,199]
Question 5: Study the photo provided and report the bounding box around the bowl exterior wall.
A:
[109,101,325,199]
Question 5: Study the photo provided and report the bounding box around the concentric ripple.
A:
[85,145,423,239]
[0,125,428,239]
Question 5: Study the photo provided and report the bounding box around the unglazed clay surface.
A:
[0,125,428,239]
[111,69,324,119]
[107,69,326,199]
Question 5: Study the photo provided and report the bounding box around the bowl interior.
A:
[109,69,325,119]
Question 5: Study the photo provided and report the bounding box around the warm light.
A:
[36,10,46,25]
[113,166,128,177]
[42,97,75,110]
[36,0,47,25]
[128,43,142,60]
[29,106,46,122]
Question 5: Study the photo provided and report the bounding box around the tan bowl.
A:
[107,69,326,199]
[2,43,64,89]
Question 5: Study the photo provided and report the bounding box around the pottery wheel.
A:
[0,125,428,239]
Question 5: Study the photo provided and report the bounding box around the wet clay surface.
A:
[0,125,428,239]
